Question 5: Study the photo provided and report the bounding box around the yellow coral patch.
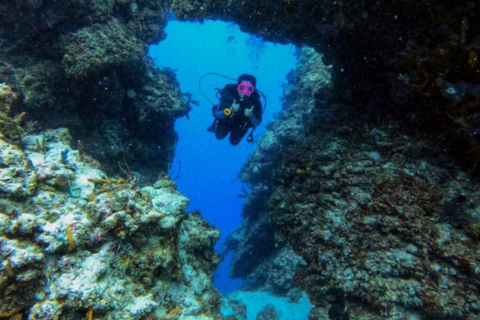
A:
[87,178,109,184]
[0,307,20,318]
[166,306,181,318]
[88,192,97,202]
[67,224,75,251]
[5,257,14,278]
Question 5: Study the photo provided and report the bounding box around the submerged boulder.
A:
[0,0,189,183]
[0,91,223,319]
[230,48,480,319]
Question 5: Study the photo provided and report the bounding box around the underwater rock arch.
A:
[168,1,480,319]
[1,0,480,319]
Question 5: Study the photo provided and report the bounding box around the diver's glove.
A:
[244,106,254,117]
[224,102,241,117]
[231,102,240,113]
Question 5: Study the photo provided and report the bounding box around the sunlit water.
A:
[149,20,297,294]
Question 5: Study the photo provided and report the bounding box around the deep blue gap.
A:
[149,20,297,295]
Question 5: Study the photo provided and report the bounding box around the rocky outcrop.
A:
[225,47,330,293]
[2,1,479,319]
[230,49,480,319]
[0,0,189,183]
[0,84,222,319]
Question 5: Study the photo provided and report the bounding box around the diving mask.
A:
[237,82,255,96]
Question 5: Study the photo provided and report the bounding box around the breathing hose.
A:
[198,72,237,106]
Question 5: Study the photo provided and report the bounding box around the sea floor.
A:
[221,290,314,320]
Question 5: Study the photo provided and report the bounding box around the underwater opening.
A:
[148,20,297,294]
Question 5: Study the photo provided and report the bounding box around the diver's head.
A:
[237,74,256,98]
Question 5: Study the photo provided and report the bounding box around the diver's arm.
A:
[214,87,237,119]
[249,100,262,127]
[214,101,241,119]
[214,107,228,119]
[244,105,261,127]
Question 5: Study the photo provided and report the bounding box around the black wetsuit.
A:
[212,84,262,145]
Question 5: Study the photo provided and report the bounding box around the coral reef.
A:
[2,1,479,319]
[0,0,189,183]
[225,47,330,294]
[268,122,480,319]
[62,21,145,78]
[255,304,277,320]
[0,83,23,144]
[230,49,480,319]
[0,85,223,319]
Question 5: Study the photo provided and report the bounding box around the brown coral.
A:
[0,83,23,144]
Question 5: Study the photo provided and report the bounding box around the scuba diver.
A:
[206,74,263,145]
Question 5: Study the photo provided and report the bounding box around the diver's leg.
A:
[229,124,249,145]
[207,106,219,132]
[215,121,230,140]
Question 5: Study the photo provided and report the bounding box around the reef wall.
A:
[1,0,479,319]
[0,2,226,318]
[0,84,223,319]
[0,0,190,182]
[229,48,480,319]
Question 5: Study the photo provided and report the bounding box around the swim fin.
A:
[207,121,216,132]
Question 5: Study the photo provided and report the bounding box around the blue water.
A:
[149,20,297,295]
